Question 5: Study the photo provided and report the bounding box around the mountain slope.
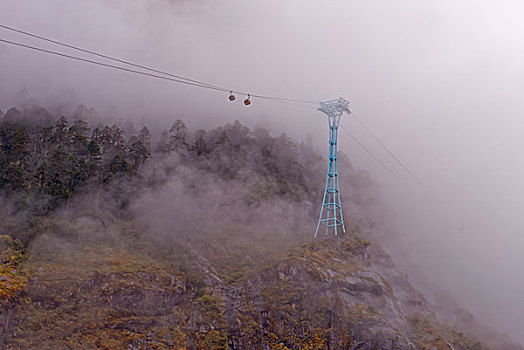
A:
[0,105,522,349]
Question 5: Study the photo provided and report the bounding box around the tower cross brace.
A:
[315,97,350,238]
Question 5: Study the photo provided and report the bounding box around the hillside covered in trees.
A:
[0,104,330,217]
[0,104,522,349]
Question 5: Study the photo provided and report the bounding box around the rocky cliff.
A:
[0,213,521,349]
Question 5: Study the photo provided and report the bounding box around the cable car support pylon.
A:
[315,97,351,238]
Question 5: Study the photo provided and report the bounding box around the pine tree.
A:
[68,119,90,156]
[168,119,188,152]
[128,136,150,170]
[0,126,31,190]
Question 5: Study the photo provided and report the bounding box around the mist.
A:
[2,0,524,343]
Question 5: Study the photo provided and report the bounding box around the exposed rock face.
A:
[203,236,434,350]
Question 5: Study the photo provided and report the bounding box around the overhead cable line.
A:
[352,116,421,184]
[340,125,396,176]
[0,23,317,106]
[0,23,223,90]
[0,37,227,91]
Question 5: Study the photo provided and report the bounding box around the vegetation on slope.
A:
[0,213,493,350]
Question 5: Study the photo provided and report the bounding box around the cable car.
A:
[228,91,236,101]
[244,94,251,106]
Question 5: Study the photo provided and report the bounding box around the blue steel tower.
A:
[315,98,351,238]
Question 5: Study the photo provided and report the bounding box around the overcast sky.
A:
[1,0,524,343]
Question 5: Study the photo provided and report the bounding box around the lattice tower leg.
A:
[315,114,346,238]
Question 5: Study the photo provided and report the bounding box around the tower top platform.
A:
[318,97,351,117]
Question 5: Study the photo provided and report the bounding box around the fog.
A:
[2,0,524,343]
